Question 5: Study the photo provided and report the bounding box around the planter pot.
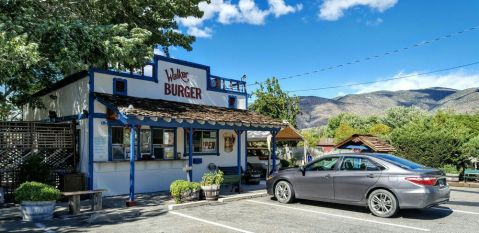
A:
[446,173,460,182]
[201,185,220,201]
[20,201,56,221]
[181,189,200,202]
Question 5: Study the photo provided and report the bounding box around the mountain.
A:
[297,87,479,129]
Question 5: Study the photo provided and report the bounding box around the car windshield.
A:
[370,154,425,170]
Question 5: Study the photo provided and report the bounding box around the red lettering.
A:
[196,88,202,99]
[185,86,191,98]
[178,85,184,97]
[165,83,171,95]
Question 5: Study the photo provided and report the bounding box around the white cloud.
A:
[366,17,383,26]
[319,0,397,21]
[177,0,302,37]
[352,71,479,94]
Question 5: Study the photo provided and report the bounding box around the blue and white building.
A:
[23,55,285,202]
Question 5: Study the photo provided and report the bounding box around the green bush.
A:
[18,156,51,185]
[170,180,201,204]
[15,181,60,202]
[280,159,289,168]
[201,170,224,186]
[442,164,459,174]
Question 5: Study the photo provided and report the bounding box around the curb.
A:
[167,192,268,210]
[448,182,479,188]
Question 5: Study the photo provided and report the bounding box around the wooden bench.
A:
[464,169,479,182]
[61,189,107,215]
[218,166,241,192]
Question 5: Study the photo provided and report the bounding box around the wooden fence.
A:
[0,121,77,202]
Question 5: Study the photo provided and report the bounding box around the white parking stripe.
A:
[170,211,255,233]
[431,207,479,215]
[247,200,431,232]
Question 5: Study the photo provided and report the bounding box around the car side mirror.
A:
[300,166,305,176]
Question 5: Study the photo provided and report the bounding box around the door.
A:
[295,156,340,200]
[333,156,381,202]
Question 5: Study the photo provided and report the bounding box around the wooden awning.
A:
[335,134,395,152]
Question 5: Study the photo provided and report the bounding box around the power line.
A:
[248,25,479,87]
[285,61,479,93]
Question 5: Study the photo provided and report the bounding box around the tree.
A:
[369,123,391,137]
[0,0,204,118]
[334,122,358,142]
[461,136,479,160]
[381,106,427,129]
[250,77,300,127]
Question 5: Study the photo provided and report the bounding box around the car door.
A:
[333,156,382,202]
[294,156,340,200]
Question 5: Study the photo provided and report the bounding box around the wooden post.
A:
[69,195,80,215]
[92,192,102,211]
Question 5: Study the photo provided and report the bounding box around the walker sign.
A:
[164,68,202,100]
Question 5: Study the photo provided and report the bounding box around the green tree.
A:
[461,136,479,160]
[369,123,391,137]
[0,0,204,118]
[334,122,358,142]
[381,106,427,129]
[250,77,300,127]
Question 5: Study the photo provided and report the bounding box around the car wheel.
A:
[368,189,398,218]
[274,180,295,203]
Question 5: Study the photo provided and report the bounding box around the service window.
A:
[152,128,175,159]
[186,130,218,155]
[111,126,136,160]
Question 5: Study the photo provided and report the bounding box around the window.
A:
[340,157,380,171]
[306,157,339,171]
[111,126,133,160]
[110,126,176,161]
[228,95,237,108]
[113,78,127,95]
[370,154,424,170]
[152,128,175,159]
[186,130,218,155]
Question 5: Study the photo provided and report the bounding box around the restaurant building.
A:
[23,55,286,203]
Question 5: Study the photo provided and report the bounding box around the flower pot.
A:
[20,201,56,221]
[181,189,200,202]
[446,173,459,182]
[201,185,220,201]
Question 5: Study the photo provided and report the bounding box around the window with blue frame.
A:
[228,95,237,109]
[110,126,176,161]
[113,78,127,96]
[186,130,218,155]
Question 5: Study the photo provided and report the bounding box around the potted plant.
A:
[201,170,224,201]
[15,181,60,221]
[170,180,201,204]
[443,164,460,182]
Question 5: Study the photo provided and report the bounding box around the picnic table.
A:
[61,189,107,215]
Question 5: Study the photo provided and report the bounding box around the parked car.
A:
[247,148,281,177]
[266,153,450,218]
[244,163,262,185]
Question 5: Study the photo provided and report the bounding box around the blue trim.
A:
[88,69,95,190]
[129,124,136,201]
[153,57,159,83]
[90,67,155,82]
[187,128,193,181]
[184,129,220,156]
[42,113,88,123]
[193,158,202,164]
[113,78,128,96]
[235,130,243,177]
[94,97,129,124]
[228,95,237,109]
[108,126,112,161]
[126,116,282,131]
[92,113,107,119]
[270,130,278,174]
[244,130,248,168]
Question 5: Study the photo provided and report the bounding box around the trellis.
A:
[0,121,77,202]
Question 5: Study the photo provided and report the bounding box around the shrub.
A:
[280,159,289,168]
[15,182,60,202]
[201,170,224,186]
[442,164,459,174]
[170,180,201,204]
[18,156,51,185]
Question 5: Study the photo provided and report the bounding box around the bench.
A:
[218,166,241,192]
[61,189,107,215]
[464,169,479,182]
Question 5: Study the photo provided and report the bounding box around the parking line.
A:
[169,211,255,233]
[247,200,430,232]
[431,207,479,215]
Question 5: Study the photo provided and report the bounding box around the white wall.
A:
[93,57,247,109]
[23,77,89,121]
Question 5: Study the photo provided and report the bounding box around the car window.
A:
[306,157,339,171]
[370,154,424,169]
[340,157,380,171]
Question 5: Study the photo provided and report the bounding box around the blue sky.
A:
[168,0,479,98]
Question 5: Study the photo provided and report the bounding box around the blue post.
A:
[236,130,243,176]
[271,130,278,174]
[244,130,248,169]
[128,125,136,204]
[188,128,193,181]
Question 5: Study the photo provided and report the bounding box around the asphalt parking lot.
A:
[1,187,479,233]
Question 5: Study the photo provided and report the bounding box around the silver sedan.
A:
[266,153,450,218]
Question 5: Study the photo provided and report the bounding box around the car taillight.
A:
[405,177,437,186]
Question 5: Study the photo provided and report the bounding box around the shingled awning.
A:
[94,93,286,130]
[335,134,395,152]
